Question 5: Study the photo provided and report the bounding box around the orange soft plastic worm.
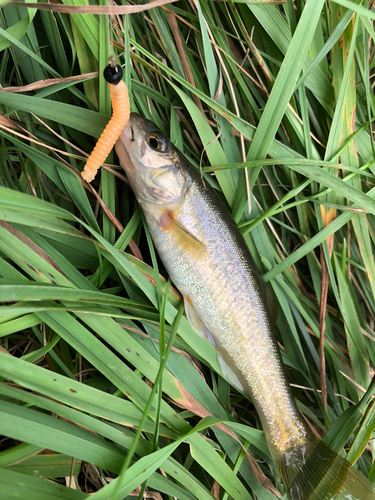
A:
[81,61,130,182]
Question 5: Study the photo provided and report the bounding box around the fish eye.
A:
[147,133,167,152]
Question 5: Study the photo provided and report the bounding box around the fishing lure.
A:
[81,58,130,182]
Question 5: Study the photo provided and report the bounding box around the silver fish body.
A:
[116,113,375,500]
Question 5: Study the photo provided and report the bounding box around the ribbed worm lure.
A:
[81,57,130,182]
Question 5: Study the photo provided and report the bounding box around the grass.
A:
[0,0,375,498]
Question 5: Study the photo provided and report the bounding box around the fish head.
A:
[116,113,188,208]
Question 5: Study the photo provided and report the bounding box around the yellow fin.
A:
[278,439,375,500]
[159,212,205,252]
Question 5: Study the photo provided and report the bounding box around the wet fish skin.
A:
[116,113,375,500]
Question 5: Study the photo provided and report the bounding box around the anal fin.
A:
[217,352,245,392]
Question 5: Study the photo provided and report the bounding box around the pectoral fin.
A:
[159,211,205,252]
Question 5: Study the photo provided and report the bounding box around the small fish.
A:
[116,113,375,500]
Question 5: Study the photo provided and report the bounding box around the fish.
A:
[115,113,375,500]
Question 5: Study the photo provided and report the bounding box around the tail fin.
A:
[277,439,375,500]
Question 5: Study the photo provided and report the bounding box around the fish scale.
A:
[126,121,309,454]
[116,113,375,500]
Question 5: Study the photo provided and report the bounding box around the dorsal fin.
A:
[265,284,278,326]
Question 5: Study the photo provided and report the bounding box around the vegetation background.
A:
[0,0,374,498]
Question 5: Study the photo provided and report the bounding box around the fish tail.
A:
[276,438,375,500]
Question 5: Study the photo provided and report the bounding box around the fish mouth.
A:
[115,113,143,174]
[121,112,142,147]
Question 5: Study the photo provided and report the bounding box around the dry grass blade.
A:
[5,0,178,14]
[0,72,99,93]
[167,11,207,119]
